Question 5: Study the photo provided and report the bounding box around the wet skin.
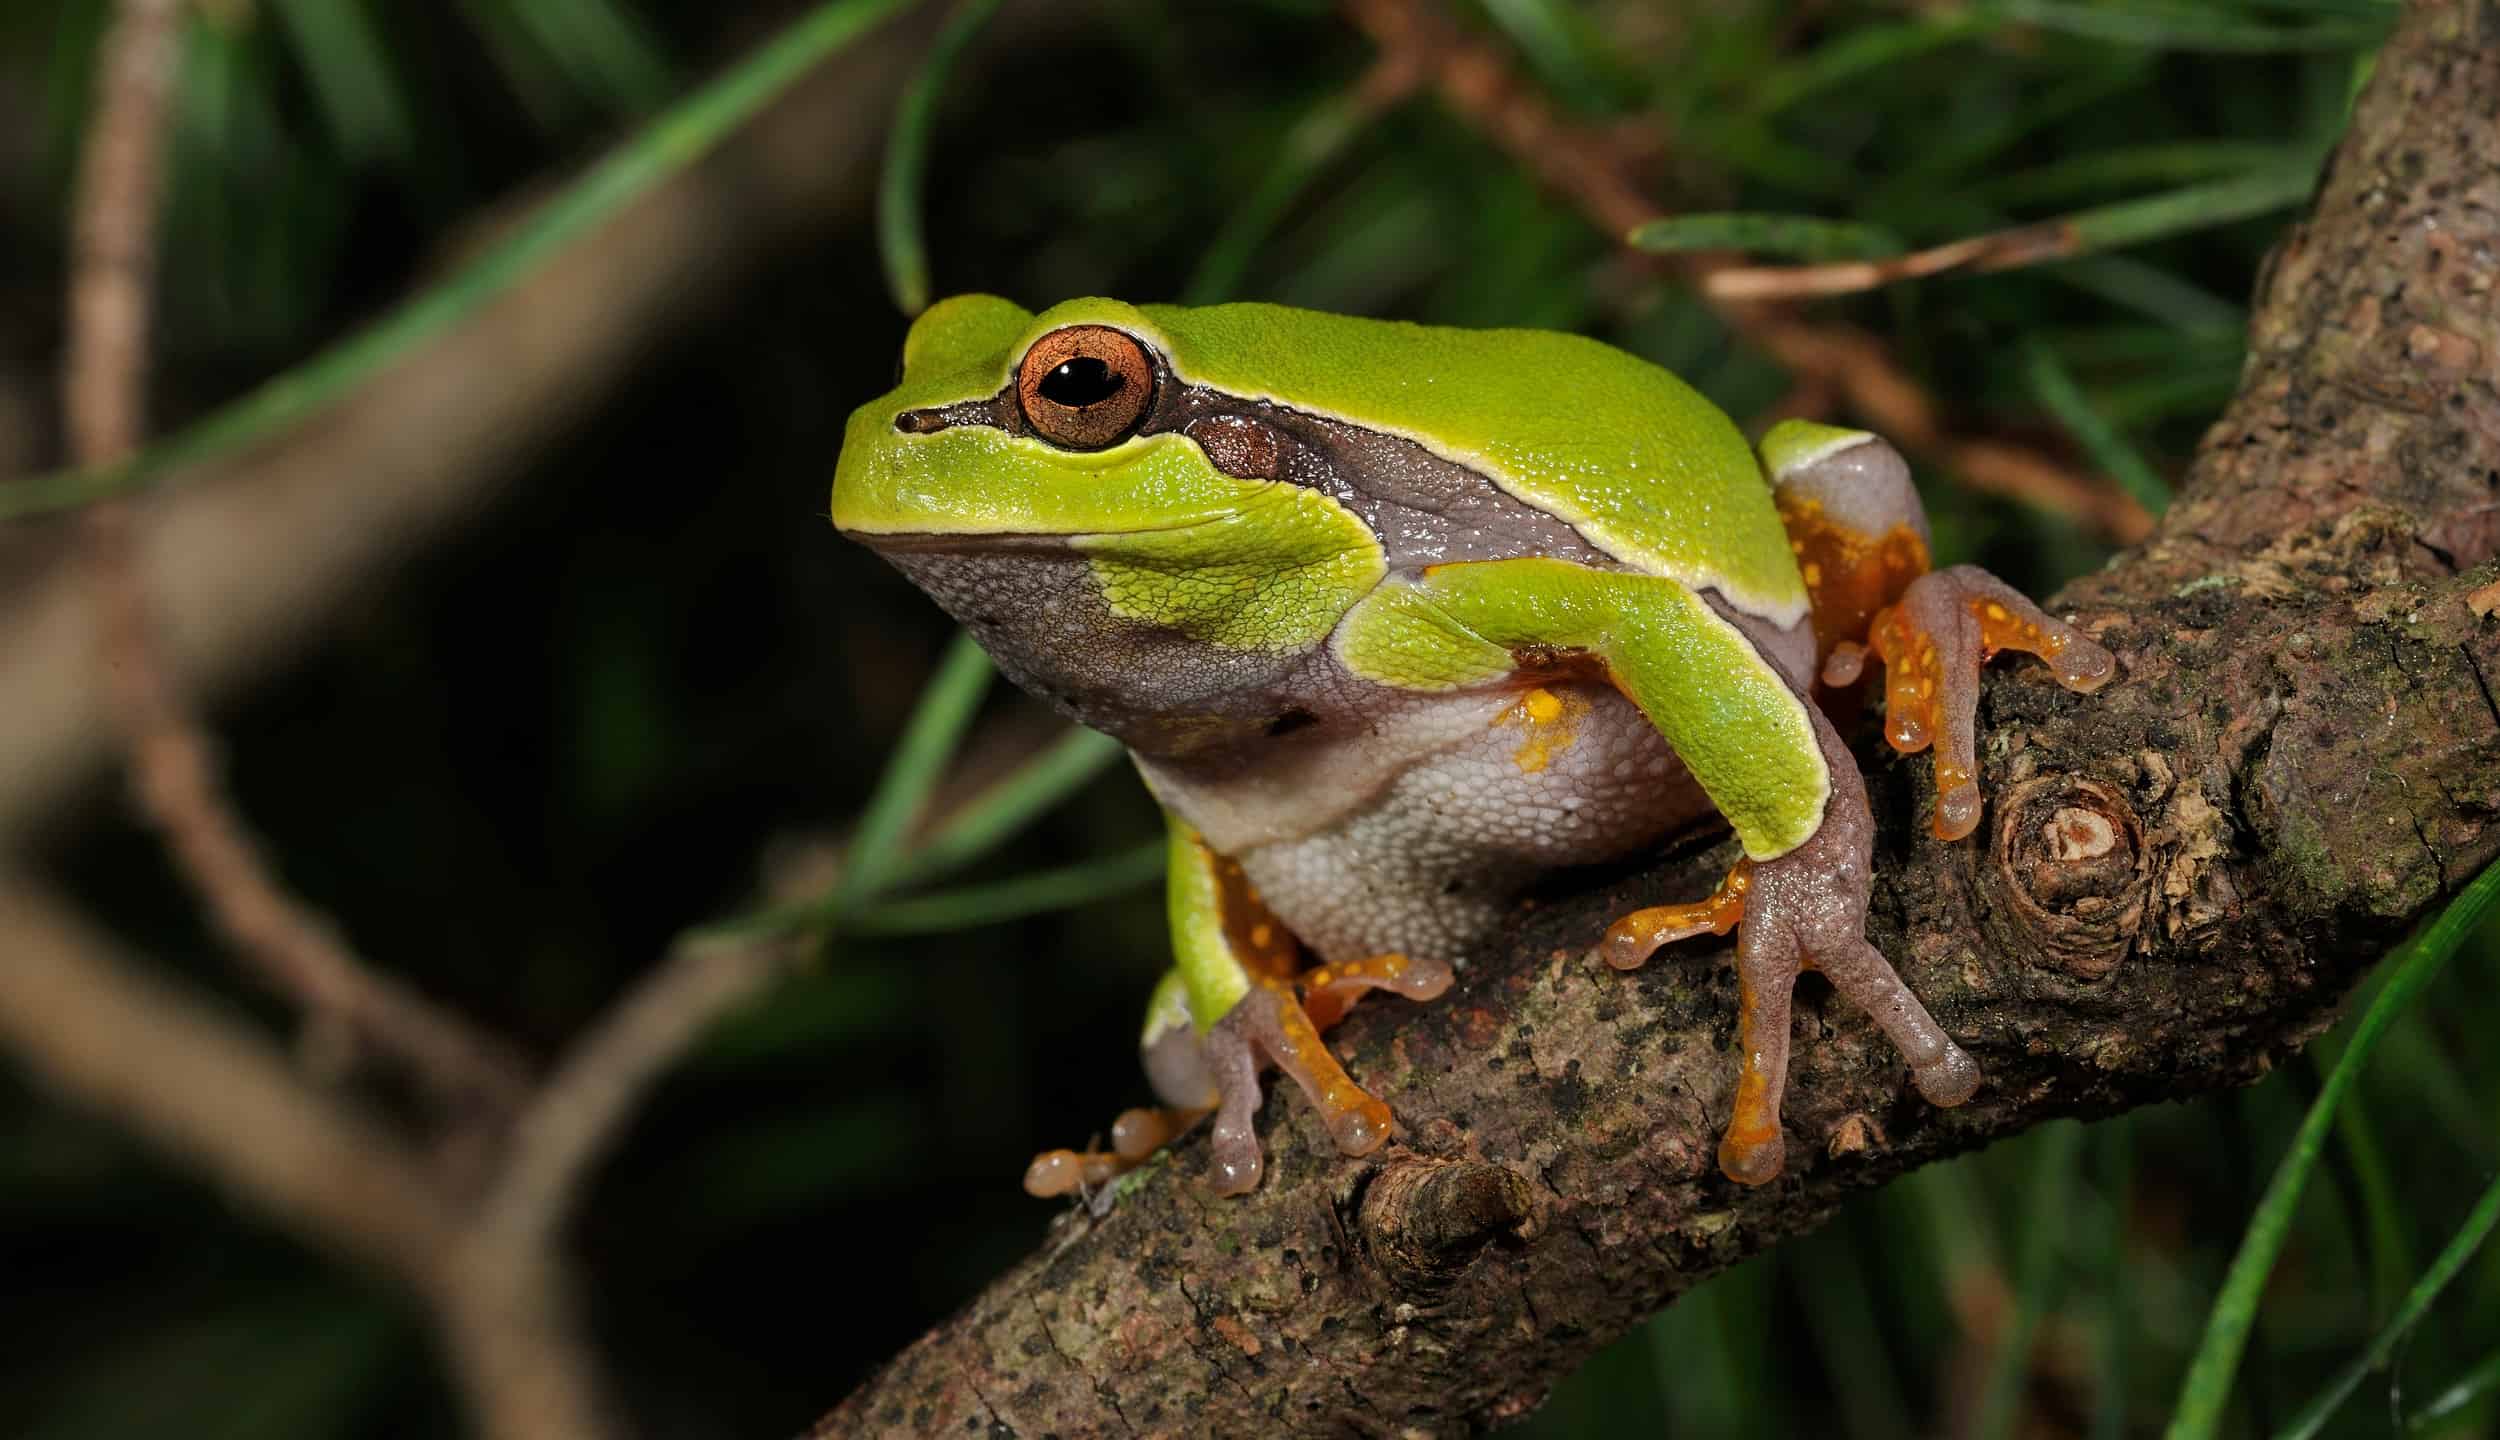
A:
[831,296,2115,1196]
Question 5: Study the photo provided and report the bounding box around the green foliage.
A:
[2168,859,2500,1440]
[9,1,2489,1437]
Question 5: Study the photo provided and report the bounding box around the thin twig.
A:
[475,703,1084,1252]
[0,870,456,1278]
[1702,165,2319,305]
[61,0,533,1116]
[56,7,609,1436]
[479,933,791,1252]
[1704,222,2077,301]
[0,867,617,1440]
[1336,0,2153,546]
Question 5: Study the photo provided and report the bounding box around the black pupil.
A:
[1039,356,1125,408]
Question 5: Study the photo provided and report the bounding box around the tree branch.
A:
[0,868,456,1277]
[2,7,968,1437]
[0,2,961,845]
[815,1,2500,1432]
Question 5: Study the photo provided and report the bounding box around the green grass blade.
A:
[1982,0,2388,52]
[847,840,1164,935]
[2055,255,2246,336]
[884,727,1127,890]
[2059,165,2319,253]
[1747,14,1991,118]
[2022,337,2171,514]
[878,0,1003,316]
[693,630,991,946]
[1985,142,2308,208]
[2315,1039,2417,1321]
[1627,212,1902,260]
[2274,1169,2500,1440]
[832,629,993,909]
[2166,859,2500,1440]
[1184,86,1378,306]
[1476,0,1627,109]
[507,0,678,114]
[2409,1348,2500,1434]
[2,0,921,522]
[266,0,412,162]
[1975,1121,2085,1440]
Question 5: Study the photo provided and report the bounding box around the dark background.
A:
[4,2,2492,1437]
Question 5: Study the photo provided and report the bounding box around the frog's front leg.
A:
[1764,420,2116,840]
[1025,813,1451,1199]
[1339,558,1982,1185]
[1601,701,1980,1182]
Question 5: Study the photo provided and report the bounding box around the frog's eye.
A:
[1016,325,1154,450]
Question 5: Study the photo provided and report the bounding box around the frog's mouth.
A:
[845,529,1077,554]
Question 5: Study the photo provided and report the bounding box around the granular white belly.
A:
[1146,681,1717,965]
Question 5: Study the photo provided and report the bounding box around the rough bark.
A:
[817,4,2500,1435]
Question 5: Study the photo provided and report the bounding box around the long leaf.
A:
[2273,1169,2500,1440]
[848,841,1165,936]
[884,727,1127,891]
[2166,859,2500,1440]
[3,0,922,521]
[878,0,1005,315]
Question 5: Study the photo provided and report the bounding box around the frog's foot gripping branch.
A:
[1025,827,1454,1201]
[1023,958,1453,1200]
[1762,420,2117,842]
[1824,566,2115,839]
[1597,710,1981,1185]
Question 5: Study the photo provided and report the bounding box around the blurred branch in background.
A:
[0,0,963,843]
[0,0,993,1435]
[2,0,2480,1436]
[69,0,533,1119]
[1339,0,2157,544]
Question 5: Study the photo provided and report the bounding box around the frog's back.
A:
[1138,301,1809,626]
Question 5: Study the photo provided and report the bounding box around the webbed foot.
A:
[1823,565,2114,840]
[1598,823,1978,1185]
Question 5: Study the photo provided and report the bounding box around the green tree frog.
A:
[832,296,2113,1195]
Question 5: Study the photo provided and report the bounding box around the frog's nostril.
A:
[894,409,947,435]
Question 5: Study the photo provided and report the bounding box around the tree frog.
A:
[831,296,2113,1195]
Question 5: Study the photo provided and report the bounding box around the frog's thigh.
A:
[1759,420,1933,661]
[1342,559,1831,861]
[1761,421,2115,840]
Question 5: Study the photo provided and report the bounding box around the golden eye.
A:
[1015,325,1154,450]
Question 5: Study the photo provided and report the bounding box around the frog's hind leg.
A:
[1028,814,1447,1201]
[1764,419,1935,668]
[1765,420,2115,841]
[1023,971,1217,1199]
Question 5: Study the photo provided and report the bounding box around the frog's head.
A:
[833,296,1386,749]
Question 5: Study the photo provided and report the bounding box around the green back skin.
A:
[833,294,1828,861]
[836,296,1809,629]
